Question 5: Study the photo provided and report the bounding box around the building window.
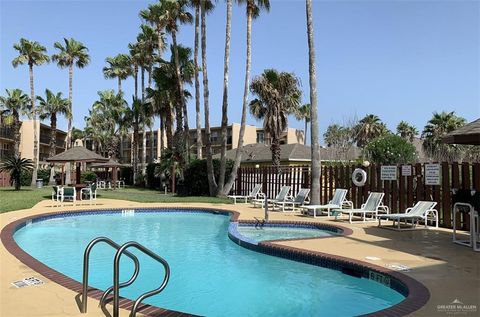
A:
[211,131,219,142]
[256,132,265,143]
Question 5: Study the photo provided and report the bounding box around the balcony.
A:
[0,126,14,140]
[0,148,14,159]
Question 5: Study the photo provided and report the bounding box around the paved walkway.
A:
[1,199,479,316]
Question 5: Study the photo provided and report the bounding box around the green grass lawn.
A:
[0,186,230,213]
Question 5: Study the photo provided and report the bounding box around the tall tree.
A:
[103,54,132,94]
[51,38,90,149]
[12,38,50,186]
[295,103,311,145]
[396,120,418,142]
[217,0,233,196]
[422,111,466,162]
[0,89,30,157]
[354,114,388,147]
[249,69,301,169]
[129,42,141,99]
[199,0,218,195]
[306,0,320,205]
[163,0,193,173]
[37,89,71,183]
[224,0,270,195]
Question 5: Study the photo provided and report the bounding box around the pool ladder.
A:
[80,237,170,317]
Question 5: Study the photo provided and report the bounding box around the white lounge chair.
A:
[378,201,438,231]
[228,184,263,204]
[335,192,387,223]
[275,188,310,212]
[252,185,291,208]
[300,188,352,218]
[81,182,97,202]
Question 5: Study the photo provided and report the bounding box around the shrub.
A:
[37,168,51,185]
[81,171,97,183]
[182,159,234,196]
[364,134,417,165]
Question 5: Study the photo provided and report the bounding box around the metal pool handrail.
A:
[80,237,140,313]
[112,241,170,317]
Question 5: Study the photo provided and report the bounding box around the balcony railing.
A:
[0,148,14,159]
[0,126,14,140]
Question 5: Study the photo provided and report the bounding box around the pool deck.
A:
[1,199,479,317]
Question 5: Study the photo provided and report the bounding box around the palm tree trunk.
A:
[150,125,154,163]
[304,119,308,145]
[165,105,173,150]
[194,4,203,160]
[159,114,165,154]
[217,0,232,196]
[201,1,217,195]
[29,64,39,187]
[134,65,138,99]
[49,113,57,184]
[224,10,253,195]
[306,0,321,205]
[171,30,185,172]
[271,137,281,170]
[133,124,139,184]
[118,78,122,95]
[183,94,190,163]
[13,111,20,157]
[67,64,73,149]
[141,66,146,178]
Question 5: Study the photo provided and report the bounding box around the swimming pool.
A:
[12,209,407,316]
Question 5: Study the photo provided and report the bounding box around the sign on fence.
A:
[401,165,412,177]
[425,163,441,185]
[381,165,397,180]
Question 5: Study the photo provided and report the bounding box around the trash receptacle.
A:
[36,179,44,188]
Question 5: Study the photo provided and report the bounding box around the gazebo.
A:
[91,159,124,188]
[443,118,480,145]
[46,146,109,185]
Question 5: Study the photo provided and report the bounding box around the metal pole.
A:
[264,194,269,222]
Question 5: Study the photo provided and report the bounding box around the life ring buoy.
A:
[352,168,367,187]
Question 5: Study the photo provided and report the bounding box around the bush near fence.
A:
[234,162,480,230]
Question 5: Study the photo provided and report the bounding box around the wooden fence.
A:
[234,162,480,230]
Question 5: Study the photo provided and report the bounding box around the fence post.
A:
[441,162,451,228]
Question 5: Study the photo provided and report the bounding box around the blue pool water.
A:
[14,211,405,316]
[237,225,337,242]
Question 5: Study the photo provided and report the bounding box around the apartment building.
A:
[0,120,67,163]
[118,123,304,163]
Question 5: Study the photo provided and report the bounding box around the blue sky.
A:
[1,0,479,144]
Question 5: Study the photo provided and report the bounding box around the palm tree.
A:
[12,38,50,187]
[295,103,311,145]
[422,111,466,162]
[87,91,128,159]
[51,38,90,149]
[249,69,301,168]
[188,0,214,161]
[37,89,71,183]
[217,0,234,196]
[354,114,388,147]
[123,97,145,184]
[396,121,418,142]
[103,54,132,94]
[128,42,141,99]
[306,0,320,205]
[0,89,30,157]
[224,0,270,195]
[0,156,34,190]
[162,0,193,170]
[139,2,167,65]
[199,0,218,195]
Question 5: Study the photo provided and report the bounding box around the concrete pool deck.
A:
[1,199,479,316]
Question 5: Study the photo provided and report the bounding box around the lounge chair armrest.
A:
[405,207,413,214]
[343,200,353,209]
[361,203,366,209]
[257,193,265,199]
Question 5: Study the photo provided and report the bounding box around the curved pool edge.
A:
[1,207,429,317]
